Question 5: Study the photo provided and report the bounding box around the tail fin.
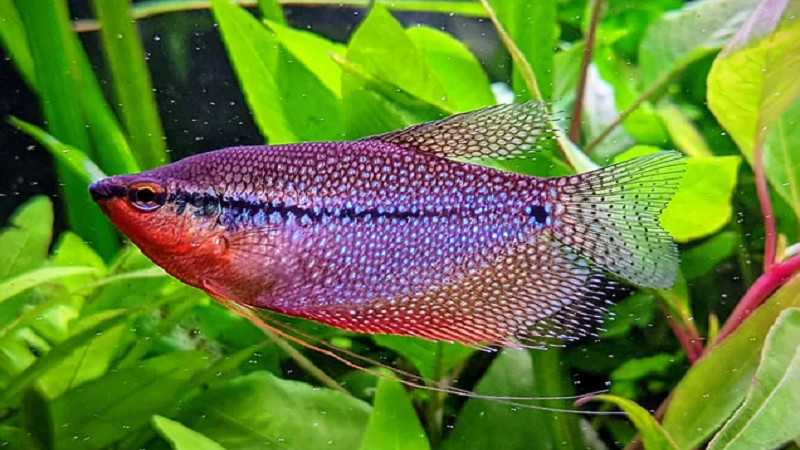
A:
[545,151,685,288]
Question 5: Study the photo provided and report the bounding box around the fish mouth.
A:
[89,178,127,202]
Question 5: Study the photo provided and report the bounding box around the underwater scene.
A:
[1,0,800,449]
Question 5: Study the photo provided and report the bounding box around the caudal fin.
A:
[544,151,685,288]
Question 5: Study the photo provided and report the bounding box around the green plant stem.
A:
[584,70,676,155]
[425,342,444,448]
[569,0,605,144]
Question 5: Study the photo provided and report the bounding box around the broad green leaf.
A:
[594,0,681,58]
[372,336,474,380]
[660,156,741,242]
[36,324,129,399]
[210,0,294,143]
[682,232,739,280]
[152,416,228,450]
[358,379,430,450]
[264,20,345,97]
[406,27,495,111]
[443,349,583,450]
[347,5,448,109]
[488,0,557,101]
[708,308,800,450]
[763,98,800,223]
[50,351,210,450]
[13,0,117,259]
[338,54,448,139]
[639,0,760,86]
[658,101,714,158]
[707,0,800,219]
[0,196,53,280]
[610,352,681,399]
[212,0,341,142]
[616,146,741,242]
[50,231,107,293]
[553,41,584,100]
[0,425,28,449]
[663,274,800,449]
[0,310,128,407]
[178,371,370,450]
[583,395,679,450]
[0,267,100,307]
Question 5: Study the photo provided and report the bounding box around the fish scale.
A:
[89,101,684,347]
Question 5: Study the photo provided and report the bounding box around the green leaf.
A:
[0,310,128,407]
[178,371,371,450]
[212,0,341,142]
[337,54,449,139]
[489,0,557,101]
[264,20,345,97]
[152,416,228,450]
[707,0,800,219]
[0,267,101,307]
[442,349,583,450]
[210,0,294,143]
[601,292,656,339]
[50,351,210,450]
[50,231,107,293]
[662,274,800,449]
[682,232,739,280]
[89,0,168,168]
[406,27,495,111]
[0,0,34,89]
[583,395,679,450]
[658,101,714,158]
[257,0,284,23]
[0,196,53,280]
[13,0,118,259]
[639,0,761,86]
[372,336,474,381]
[358,379,431,450]
[661,156,741,243]
[707,308,800,450]
[347,5,448,109]
[8,117,106,183]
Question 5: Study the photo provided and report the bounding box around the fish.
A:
[89,101,684,349]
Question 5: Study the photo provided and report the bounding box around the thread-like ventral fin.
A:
[545,151,685,289]
[361,101,557,160]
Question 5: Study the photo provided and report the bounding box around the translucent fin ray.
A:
[545,151,685,288]
[360,101,558,160]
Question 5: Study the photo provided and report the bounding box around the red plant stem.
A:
[569,0,605,144]
[712,253,800,347]
[658,303,702,364]
[754,138,777,272]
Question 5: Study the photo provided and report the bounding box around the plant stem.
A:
[657,302,702,364]
[426,342,445,448]
[754,137,777,272]
[713,253,800,345]
[583,70,675,155]
[569,0,605,144]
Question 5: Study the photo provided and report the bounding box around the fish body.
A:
[90,102,684,346]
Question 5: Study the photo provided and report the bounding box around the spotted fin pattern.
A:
[361,101,557,160]
[543,151,685,288]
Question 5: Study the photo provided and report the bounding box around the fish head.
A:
[89,167,229,288]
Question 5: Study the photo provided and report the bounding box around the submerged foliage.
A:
[1,0,800,449]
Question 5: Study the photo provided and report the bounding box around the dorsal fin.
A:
[360,101,558,160]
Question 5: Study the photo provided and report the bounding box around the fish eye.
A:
[127,182,167,212]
